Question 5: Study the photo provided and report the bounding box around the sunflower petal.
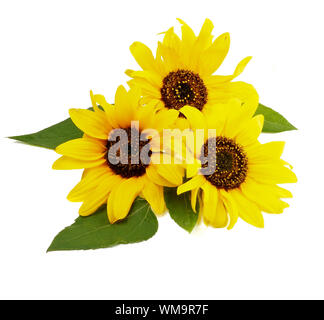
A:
[247,141,286,165]
[107,177,144,223]
[155,109,180,130]
[114,85,137,127]
[90,90,101,112]
[196,18,214,51]
[207,81,259,117]
[207,56,252,84]
[142,179,165,215]
[235,114,264,146]
[156,164,184,186]
[69,108,110,139]
[157,42,181,71]
[162,27,181,52]
[127,77,161,98]
[52,156,106,170]
[67,165,112,202]
[240,177,290,214]
[248,163,298,184]
[136,101,157,129]
[55,138,106,160]
[177,18,196,47]
[191,187,199,212]
[78,195,107,217]
[201,185,226,227]
[146,165,177,187]
[187,160,201,178]
[199,32,230,76]
[220,190,239,230]
[179,106,207,130]
[79,175,122,216]
[230,189,264,228]
[177,175,204,195]
[130,42,156,72]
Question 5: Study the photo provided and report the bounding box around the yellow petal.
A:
[127,77,161,98]
[90,90,101,112]
[146,165,177,187]
[136,101,158,130]
[220,190,239,230]
[207,81,259,117]
[155,109,180,130]
[191,187,199,212]
[200,185,216,225]
[93,93,109,108]
[186,160,201,178]
[126,70,162,88]
[177,18,196,47]
[175,18,197,68]
[179,106,207,131]
[248,163,298,184]
[52,156,106,170]
[114,85,129,108]
[69,108,110,139]
[79,175,122,216]
[233,56,252,78]
[55,138,106,160]
[212,98,260,141]
[157,42,181,71]
[79,196,107,217]
[162,27,181,52]
[130,42,156,72]
[156,164,184,186]
[102,104,119,128]
[207,56,252,84]
[114,85,136,127]
[235,114,264,146]
[273,185,293,198]
[177,175,205,195]
[107,177,144,223]
[195,18,214,51]
[213,195,228,228]
[199,32,230,76]
[142,179,165,215]
[187,19,214,70]
[247,141,286,165]
[200,185,228,228]
[202,102,228,134]
[230,189,264,228]
[175,117,190,130]
[214,98,249,138]
[127,86,142,107]
[240,178,290,214]
[67,165,112,202]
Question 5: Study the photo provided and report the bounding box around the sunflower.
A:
[52,86,184,223]
[176,100,297,229]
[126,18,258,127]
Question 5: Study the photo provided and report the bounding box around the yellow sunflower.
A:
[177,100,297,229]
[126,18,258,127]
[52,86,184,223]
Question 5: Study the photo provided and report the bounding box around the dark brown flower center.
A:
[106,127,152,178]
[201,136,248,190]
[161,69,208,111]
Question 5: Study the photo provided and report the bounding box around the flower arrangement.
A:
[10,19,297,251]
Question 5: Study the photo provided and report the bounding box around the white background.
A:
[0,0,323,300]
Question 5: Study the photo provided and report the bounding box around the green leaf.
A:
[256,103,297,133]
[9,117,83,150]
[47,198,158,252]
[164,187,198,233]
